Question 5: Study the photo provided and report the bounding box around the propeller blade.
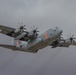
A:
[72,34,74,37]
[67,33,76,44]
[30,26,39,37]
[36,27,38,30]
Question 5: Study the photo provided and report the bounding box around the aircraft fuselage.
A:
[16,27,63,53]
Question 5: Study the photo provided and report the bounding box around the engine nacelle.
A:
[27,31,34,38]
[15,32,27,40]
[64,39,71,44]
[14,28,21,34]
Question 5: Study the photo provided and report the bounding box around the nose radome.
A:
[55,27,63,33]
[60,29,63,33]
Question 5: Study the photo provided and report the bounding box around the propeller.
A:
[31,26,39,37]
[67,34,76,43]
[18,23,26,30]
[15,23,26,34]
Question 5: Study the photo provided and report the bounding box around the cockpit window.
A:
[54,29,56,31]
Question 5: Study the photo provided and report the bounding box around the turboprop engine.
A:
[27,31,35,38]
[14,28,21,34]
[27,26,39,38]
[15,32,27,40]
[14,25,26,34]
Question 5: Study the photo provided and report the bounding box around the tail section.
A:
[0,40,23,50]
[0,44,18,50]
[14,40,21,47]
[14,39,26,48]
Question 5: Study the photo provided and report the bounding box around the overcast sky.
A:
[0,0,76,75]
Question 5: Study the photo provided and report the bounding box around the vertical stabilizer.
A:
[14,39,26,48]
[14,39,21,47]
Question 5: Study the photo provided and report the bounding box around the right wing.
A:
[0,25,17,38]
[0,25,29,41]
[0,25,38,42]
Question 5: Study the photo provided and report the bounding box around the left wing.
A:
[71,41,76,46]
[51,37,76,48]
[59,41,76,47]
[58,41,70,47]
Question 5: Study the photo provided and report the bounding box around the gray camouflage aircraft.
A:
[0,24,76,53]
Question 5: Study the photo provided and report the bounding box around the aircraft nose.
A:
[60,29,63,33]
[56,27,63,34]
[55,27,63,34]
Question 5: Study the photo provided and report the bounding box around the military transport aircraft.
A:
[0,24,76,53]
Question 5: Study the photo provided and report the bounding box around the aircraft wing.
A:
[0,44,18,50]
[0,25,29,39]
[0,25,38,42]
[0,25,15,32]
[51,41,69,48]
[59,42,76,47]
[71,41,76,46]
[51,41,76,48]
[0,25,16,37]
[58,42,70,47]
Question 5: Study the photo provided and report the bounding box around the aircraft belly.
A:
[17,32,60,53]
[25,39,53,52]
[39,39,52,49]
[39,35,59,50]
[26,36,58,52]
[27,38,54,52]
[27,44,41,52]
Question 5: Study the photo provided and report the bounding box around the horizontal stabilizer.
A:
[0,44,18,50]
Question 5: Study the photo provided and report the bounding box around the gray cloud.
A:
[0,0,76,75]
